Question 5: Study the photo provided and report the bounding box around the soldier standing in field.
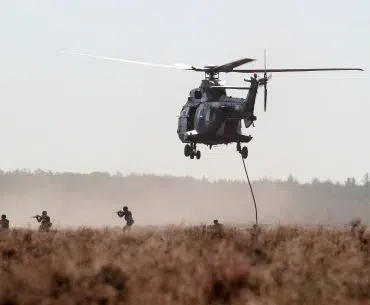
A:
[212,219,224,230]
[117,206,134,231]
[0,214,9,231]
[207,219,224,234]
[33,210,53,232]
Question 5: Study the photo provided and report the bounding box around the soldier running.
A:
[0,214,9,231]
[117,206,134,231]
[33,210,52,232]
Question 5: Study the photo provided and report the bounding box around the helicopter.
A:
[61,50,363,160]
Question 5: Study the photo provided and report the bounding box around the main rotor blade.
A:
[232,67,364,73]
[60,51,259,73]
[212,58,256,73]
[60,50,196,70]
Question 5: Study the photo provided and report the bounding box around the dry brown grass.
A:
[1,225,370,305]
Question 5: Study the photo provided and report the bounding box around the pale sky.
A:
[0,0,369,183]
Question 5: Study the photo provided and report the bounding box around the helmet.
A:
[1,214,5,219]
[123,206,128,211]
[213,219,218,224]
[42,211,47,215]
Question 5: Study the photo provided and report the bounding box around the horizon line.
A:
[0,168,369,185]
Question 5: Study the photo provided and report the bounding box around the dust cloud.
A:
[1,171,369,229]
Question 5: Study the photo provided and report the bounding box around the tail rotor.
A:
[262,49,272,112]
[249,49,271,112]
[263,49,267,111]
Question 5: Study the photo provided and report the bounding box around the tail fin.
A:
[241,75,259,127]
[242,49,271,126]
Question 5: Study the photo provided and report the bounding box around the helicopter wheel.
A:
[190,151,195,159]
[236,142,241,152]
[184,144,191,157]
[196,150,201,159]
[240,146,248,159]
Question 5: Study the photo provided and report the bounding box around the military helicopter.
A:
[61,50,363,160]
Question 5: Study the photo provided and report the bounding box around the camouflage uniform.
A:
[117,206,134,231]
[0,214,9,231]
[35,211,52,232]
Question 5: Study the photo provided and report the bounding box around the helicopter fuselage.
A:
[177,97,253,146]
[176,76,259,151]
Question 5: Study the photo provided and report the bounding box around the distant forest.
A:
[1,169,370,227]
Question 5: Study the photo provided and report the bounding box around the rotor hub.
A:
[204,70,219,81]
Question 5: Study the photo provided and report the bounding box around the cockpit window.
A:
[181,107,188,117]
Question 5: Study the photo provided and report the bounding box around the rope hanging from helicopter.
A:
[241,156,258,226]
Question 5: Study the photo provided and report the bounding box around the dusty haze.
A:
[1,170,369,230]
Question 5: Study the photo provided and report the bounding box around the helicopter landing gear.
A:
[184,143,201,160]
[184,144,191,157]
[236,143,248,159]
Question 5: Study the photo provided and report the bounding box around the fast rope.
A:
[241,156,258,226]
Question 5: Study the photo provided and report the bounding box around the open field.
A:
[1,171,370,304]
[1,225,370,305]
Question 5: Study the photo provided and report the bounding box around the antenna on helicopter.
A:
[262,49,272,112]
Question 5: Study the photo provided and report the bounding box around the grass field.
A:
[1,225,370,305]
